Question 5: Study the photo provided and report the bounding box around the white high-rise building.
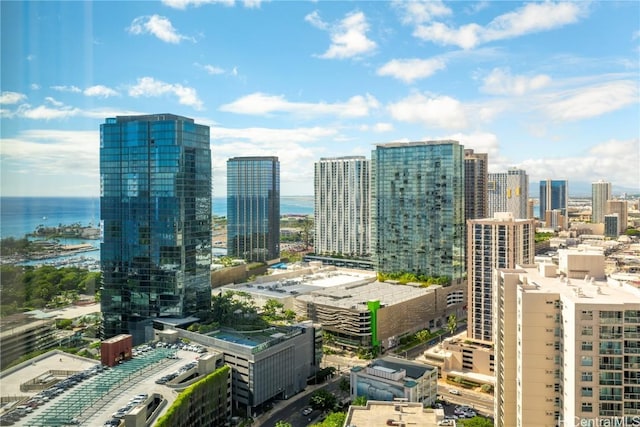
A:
[494,256,640,427]
[592,180,612,224]
[488,168,529,219]
[467,213,535,342]
[314,156,370,257]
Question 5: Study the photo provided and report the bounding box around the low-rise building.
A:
[344,400,447,427]
[350,356,438,406]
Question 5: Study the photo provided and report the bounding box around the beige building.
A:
[467,213,535,342]
[344,400,447,427]
[493,260,640,427]
[607,200,629,235]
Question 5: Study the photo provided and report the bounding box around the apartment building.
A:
[314,156,370,257]
[488,168,529,219]
[493,260,640,427]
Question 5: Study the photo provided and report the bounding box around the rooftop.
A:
[344,400,443,427]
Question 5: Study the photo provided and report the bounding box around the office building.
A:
[592,180,612,224]
[371,141,465,280]
[350,356,438,406]
[464,149,488,221]
[100,114,212,344]
[177,322,320,417]
[605,214,621,238]
[606,200,628,235]
[467,213,535,342]
[488,168,529,219]
[493,260,640,427]
[227,157,280,262]
[314,156,370,257]
[539,179,568,229]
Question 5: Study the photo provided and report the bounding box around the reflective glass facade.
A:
[100,114,211,344]
[371,141,465,279]
[227,157,280,262]
[539,179,568,217]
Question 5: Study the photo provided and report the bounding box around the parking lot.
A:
[1,341,208,426]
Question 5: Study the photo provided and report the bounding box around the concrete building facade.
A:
[592,180,612,224]
[607,200,629,235]
[467,213,535,342]
[314,156,370,257]
[488,168,529,219]
[350,356,438,406]
[493,261,640,427]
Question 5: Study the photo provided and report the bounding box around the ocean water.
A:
[0,196,314,239]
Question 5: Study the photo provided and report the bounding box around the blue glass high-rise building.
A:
[227,156,280,262]
[371,141,465,280]
[539,179,568,228]
[100,114,212,344]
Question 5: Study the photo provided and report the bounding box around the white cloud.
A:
[15,103,81,120]
[30,83,40,90]
[195,63,225,75]
[161,0,241,9]
[44,97,64,107]
[84,85,119,98]
[519,138,640,190]
[377,58,446,83]
[219,92,380,117]
[1,130,99,196]
[543,80,638,121]
[128,77,203,110]
[127,15,193,44]
[387,93,468,130]
[306,10,377,59]
[392,0,451,25]
[414,2,586,49]
[373,122,394,132]
[481,67,551,96]
[50,85,81,93]
[0,91,27,104]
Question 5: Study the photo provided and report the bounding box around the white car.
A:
[302,408,313,416]
[448,389,461,395]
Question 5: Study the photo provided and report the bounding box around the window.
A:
[582,402,593,412]
[582,326,593,336]
[581,356,593,366]
[582,341,593,351]
[581,387,593,397]
[581,372,593,381]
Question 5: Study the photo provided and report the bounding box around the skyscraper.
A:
[100,114,212,344]
[467,213,535,342]
[592,180,612,224]
[464,149,488,221]
[227,156,280,262]
[488,168,529,219]
[314,156,370,257]
[539,179,568,229]
[371,140,465,280]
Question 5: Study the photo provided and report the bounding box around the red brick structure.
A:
[100,334,133,367]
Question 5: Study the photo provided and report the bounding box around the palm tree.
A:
[447,314,457,336]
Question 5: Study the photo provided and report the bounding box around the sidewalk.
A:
[252,375,342,427]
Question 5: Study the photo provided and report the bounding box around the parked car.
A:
[448,389,460,395]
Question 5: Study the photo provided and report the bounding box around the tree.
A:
[447,314,457,335]
[275,421,292,427]
[459,416,494,427]
[311,412,346,427]
[309,389,337,411]
[416,329,431,343]
[352,395,367,406]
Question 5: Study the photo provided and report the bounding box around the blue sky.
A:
[1,0,639,197]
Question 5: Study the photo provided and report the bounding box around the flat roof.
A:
[344,401,442,427]
[297,280,436,310]
[220,268,376,301]
[371,356,436,379]
[515,263,640,304]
